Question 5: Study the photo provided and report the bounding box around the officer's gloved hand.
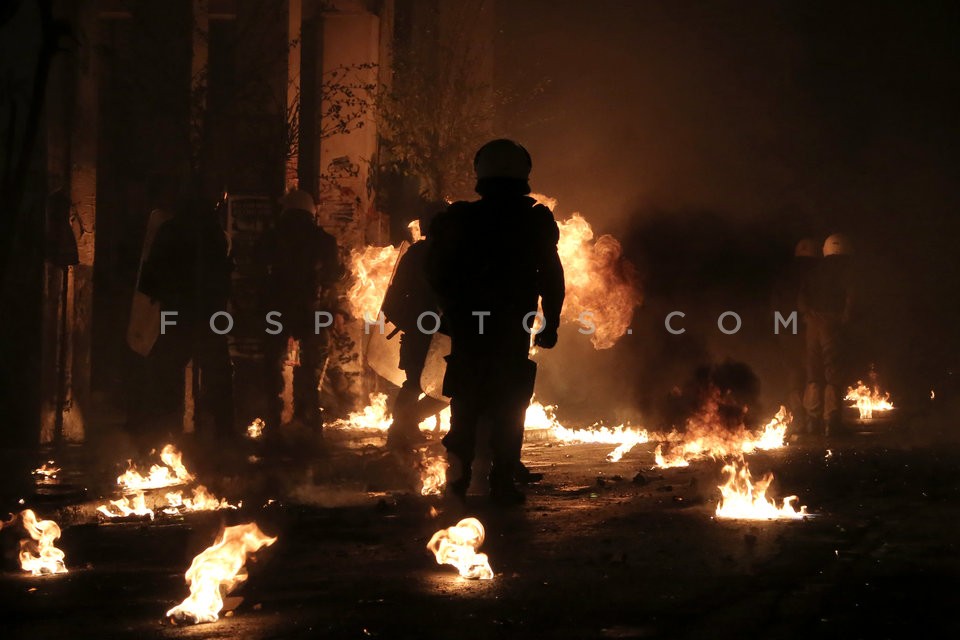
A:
[534,326,559,349]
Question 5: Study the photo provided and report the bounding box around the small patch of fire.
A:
[715,460,807,520]
[97,491,155,520]
[653,405,791,469]
[246,418,266,439]
[163,485,238,515]
[427,517,494,580]
[166,523,277,624]
[419,454,447,496]
[18,509,68,575]
[32,461,61,482]
[844,381,894,420]
[526,399,649,461]
[117,444,194,492]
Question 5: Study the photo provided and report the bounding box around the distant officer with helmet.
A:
[771,238,819,434]
[800,233,854,436]
[426,139,565,505]
[261,189,343,432]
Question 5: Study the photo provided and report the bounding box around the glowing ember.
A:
[844,381,894,419]
[97,491,155,520]
[163,485,237,515]
[117,444,194,492]
[18,509,68,575]
[246,418,266,439]
[345,245,401,321]
[32,461,60,480]
[715,460,807,520]
[531,194,641,349]
[426,517,493,580]
[419,454,447,496]
[166,523,277,624]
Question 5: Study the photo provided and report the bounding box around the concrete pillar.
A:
[42,0,99,443]
[316,0,384,411]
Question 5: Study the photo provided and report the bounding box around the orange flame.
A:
[419,454,448,496]
[653,404,791,468]
[166,523,277,624]
[19,509,68,575]
[715,460,807,520]
[844,381,894,419]
[427,517,494,580]
[97,491,155,520]
[246,418,266,439]
[163,485,237,515]
[532,194,641,349]
[117,444,194,492]
[345,245,401,321]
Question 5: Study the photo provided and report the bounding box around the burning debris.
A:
[427,517,494,580]
[97,491,155,520]
[845,381,894,420]
[117,444,194,492]
[246,418,266,439]
[163,485,237,515]
[166,523,277,624]
[715,460,807,520]
[18,509,68,575]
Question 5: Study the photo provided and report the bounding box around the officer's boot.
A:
[489,463,525,507]
[444,453,471,504]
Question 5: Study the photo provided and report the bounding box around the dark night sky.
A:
[494,0,960,417]
[496,0,959,233]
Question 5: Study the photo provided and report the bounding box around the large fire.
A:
[532,194,642,349]
[715,460,807,520]
[844,381,894,419]
[345,244,401,321]
[344,195,640,348]
[427,517,494,580]
[19,509,68,575]
[117,444,194,492]
[166,523,277,624]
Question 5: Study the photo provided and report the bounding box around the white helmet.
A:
[823,233,852,256]
[280,189,316,214]
[474,139,532,180]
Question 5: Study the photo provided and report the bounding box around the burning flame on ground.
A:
[166,523,277,624]
[426,517,494,580]
[117,444,194,492]
[32,461,60,480]
[715,460,807,520]
[163,485,237,515]
[653,405,791,469]
[532,194,641,349]
[419,454,448,496]
[246,418,265,439]
[97,491,155,520]
[844,381,894,419]
[19,509,68,575]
